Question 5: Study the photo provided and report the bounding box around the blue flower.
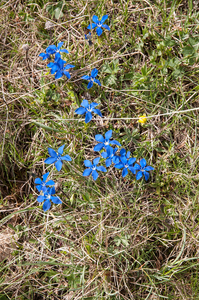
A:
[134,159,154,181]
[44,144,72,171]
[119,148,131,159]
[37,187,62,212]
[115,156,136,178]
[34,172,55,193]
[81,68,101,89]
[83,157,106,181]
[94,130,121,152]
[47,57,75,79]
[101,146,119,167]
[39,42,69,60]
[75,99,102,123]
[85,32,92,46]
[87,15,110,36]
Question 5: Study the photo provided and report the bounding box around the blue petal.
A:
[75,107,86,115]
[63,71,71,79]
[128,166,136,175]
[60,49,69,53]
[55,71,63,79]
[112,156,120,164]
[51,65,59,75]
[122,168,128,178]
[81,99,89,108]
[93,157,100,165]
[46,45,56,54]
[126,151,131,159]
[87,23,97,29]
[35,178,42,184]
[84,160,92,167]
[92,170,98,181]
[101,24,110,31]
[51,196,62,204]
[105,158,112,167]
[91,68,98,78]
[37,195,45,203]
[90,102,99,108]
[105,130,112,140]
[55,52,61,60]
[120,148,126,156]
[85,111,93,123]
[64,64,75,69]
[48,148,57,157]
[46,180,55,186]
[101,151,108,159]
[101,15,108,23]
[49,187,55,195]
[87,81,93,89]
[145,166,154,171]
[45,157,57,164]
[61,155,72,161]
[110,140,121,146]
[96,27,103,36]
[92,15,99,23]
[58,144,65,155]
[134,163,141,171]
[57,42,64,49]
[94,79,101,86]
[94,143,104,151]
[136,171,143,180]
[115,163,124,169]
[55,160,63,171]
[82,75,90,80]
[83,168,92,176]
[106,146,113,156]
[95,134,105,143]
[36,185,42,192]
[140,158,147,168]
[128,158,136,165]
[96,166,107,172]
[42,172,49,182]
[43,200,51,211]
[144,171,150,181]
[47,62,54,68]
[120,156,127,164]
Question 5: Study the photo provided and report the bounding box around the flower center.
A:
[92,166,96,170]
[104,140,109,146]
[124,164,128,168]
[47,195,51,200]
[57,154,61,160]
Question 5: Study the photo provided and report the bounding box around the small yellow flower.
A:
[138,114,147,125]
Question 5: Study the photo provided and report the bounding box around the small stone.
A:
[45,21,55,30]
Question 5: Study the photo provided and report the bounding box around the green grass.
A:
[0,0,199,299]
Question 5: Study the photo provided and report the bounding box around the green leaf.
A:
[54,7,63,19]
[103,75,117,86]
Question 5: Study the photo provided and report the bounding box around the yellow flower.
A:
[138,114,147,125]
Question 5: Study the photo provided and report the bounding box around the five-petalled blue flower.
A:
[83,157,106,181]
[101,146,119,167]
[35,172,55,193]
[82,68,101,89]
[47,57,75,79]
[37,187,62,212]
[94,130,121,152]
[39,42,69,60]
[87,15,110,36]
[45,144,72,171]
[115,156,136,178]
[134,159,154,181]
[75,99,102,123]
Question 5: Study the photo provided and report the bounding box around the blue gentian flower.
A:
[120,148,131,159]
[75,99,102,123]
[83,157,106,181]
[39,42,69,60]
[115,156,136,178]
[134,159,154,181]
[47,57,75,79]
[44,144,72,171]
[87,15,110,36]
[94,130,121,152]
[81,68,101,89]
[37,187,62,212]
[101,146,119,167]
[34,172,55,193]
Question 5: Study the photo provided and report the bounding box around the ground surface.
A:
[0,0,199,299]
